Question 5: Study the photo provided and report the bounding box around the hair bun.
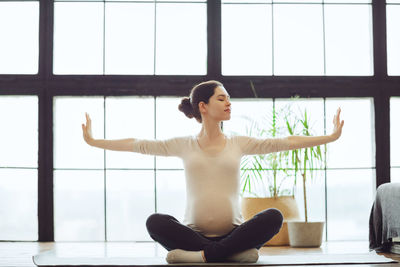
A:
[178,97,194,119]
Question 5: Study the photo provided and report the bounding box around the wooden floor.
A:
[0,241,399,266]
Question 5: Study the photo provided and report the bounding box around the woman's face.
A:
[200,86,231,122]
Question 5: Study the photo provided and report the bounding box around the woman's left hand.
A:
[331,107,344,141]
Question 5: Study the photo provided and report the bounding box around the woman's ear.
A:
[198,101,207,114]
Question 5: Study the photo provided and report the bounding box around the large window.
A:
[0,0,395,242]
[53,0,207,75]
[0,96,38,240]
[221,1,373,76]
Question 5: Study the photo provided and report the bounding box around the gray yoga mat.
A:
[33,249,397,266]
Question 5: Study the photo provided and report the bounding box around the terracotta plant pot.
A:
[287,221,324,247]
[241,196,300,246]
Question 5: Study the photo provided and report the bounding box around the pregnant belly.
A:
[191,197,235,236]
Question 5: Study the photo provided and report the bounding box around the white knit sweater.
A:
[131,135,292,237]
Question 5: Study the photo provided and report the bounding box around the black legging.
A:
[146,208,283,262]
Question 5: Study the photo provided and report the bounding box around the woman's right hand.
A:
[82,112,94,145]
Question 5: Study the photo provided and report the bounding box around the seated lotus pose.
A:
[82,80,344,263]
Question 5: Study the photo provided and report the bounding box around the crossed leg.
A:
[146,208,283,263]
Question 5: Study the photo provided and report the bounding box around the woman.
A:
[82,80,344,263]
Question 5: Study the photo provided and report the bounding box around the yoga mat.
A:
[33,249,397,266]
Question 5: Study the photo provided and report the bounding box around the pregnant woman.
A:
[82,80,344,263]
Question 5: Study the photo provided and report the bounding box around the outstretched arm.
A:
[287,107,344,150]
[82,113,134,152]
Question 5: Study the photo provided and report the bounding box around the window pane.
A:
[0,2,39,74]
[324,5,373,75]
[325,98,374,168]
[53,3,104,74]
[105,3,154,75]
[54,170,105,241]
[0,96,38,167]
[387,5,400,75]
[390,97,400,166]
[155,3,207,75]
[0,169,38,241]
[391,168,400,183]
[54,97,104,169]
[105,97,154,169]
[327,169,375,241]
[222,4,272,75]
[276,99,326,171]
[155,97,201,169]
[106,170,154,241]
[273,4,324,75]
[156,170,186,222]
[223,99,273,136]
[275,98,325,136]
[275,99,326,178]
[294,171,326,224]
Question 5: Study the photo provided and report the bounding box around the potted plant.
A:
[239,102,301,246]
[285,108,325,247]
